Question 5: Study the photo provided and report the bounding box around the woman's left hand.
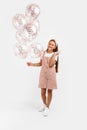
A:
[54,51,61,56]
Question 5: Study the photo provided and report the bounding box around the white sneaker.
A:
[43,106,49,117]
[38,104,46,112]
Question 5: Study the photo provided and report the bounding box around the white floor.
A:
[0,94,72,130]
[0,88,86,130]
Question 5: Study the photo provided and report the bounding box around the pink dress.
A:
[39,51,57,89]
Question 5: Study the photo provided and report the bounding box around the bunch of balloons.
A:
[12,3,44,59]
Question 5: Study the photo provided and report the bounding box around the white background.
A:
[0,0,87,130]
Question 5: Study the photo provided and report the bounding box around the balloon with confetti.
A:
[29,43,44,58]
[13,43,30,59]
[12,14,26,30]
[25,3,40,20]
[16,22,38,43]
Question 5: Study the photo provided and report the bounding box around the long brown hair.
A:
[49,39,59,73]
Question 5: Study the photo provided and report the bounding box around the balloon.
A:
[16,30,32,43]
[30,43,44,58]
[33,20,40,32]
[25,4,40,20]
[16,22,38,43]
[25,22,37,37]
[13,43,30,59]
[12,14,26,30]
[16,30,24,43]
[12,13,36,31]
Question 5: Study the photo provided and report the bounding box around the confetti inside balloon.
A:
[12,13,34,30]
[13,43,30,59]
[16,23,38,43]
[25,22,38,37]
[25,4,40,20]
[12,14,27,30]
[30,43,44,58]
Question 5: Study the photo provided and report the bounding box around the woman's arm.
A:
[27,60,42,67]
[49,51,60,67]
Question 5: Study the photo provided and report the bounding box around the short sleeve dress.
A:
[39,51,58,89]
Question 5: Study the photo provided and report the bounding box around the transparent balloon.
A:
[13,43,30,59]
[29,43,44,58]
[12,13,35,31]
[25,4,40,20]
[33,20,40,32]
[12,14,27,30]
[16,22,38,43]
[25,23,37,36]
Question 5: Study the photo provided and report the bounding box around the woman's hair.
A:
[48,39,59,73]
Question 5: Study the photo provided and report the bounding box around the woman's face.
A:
[47,41,56,52]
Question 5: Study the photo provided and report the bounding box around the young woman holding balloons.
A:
[27,39,60,116]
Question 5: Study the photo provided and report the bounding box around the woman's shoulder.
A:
[40,50,46,59]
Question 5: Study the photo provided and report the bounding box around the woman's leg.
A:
[41,88,46,105]
[46,89,52,108]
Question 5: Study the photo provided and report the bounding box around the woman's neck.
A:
[46,49,53,53]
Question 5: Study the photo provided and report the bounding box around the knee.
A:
[41,89,46,96]
[48,89,52,95]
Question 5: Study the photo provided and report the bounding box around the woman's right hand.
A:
[27,62,33,66]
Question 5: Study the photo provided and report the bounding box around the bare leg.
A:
[46,89,52,108]
[41,88,46,105]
